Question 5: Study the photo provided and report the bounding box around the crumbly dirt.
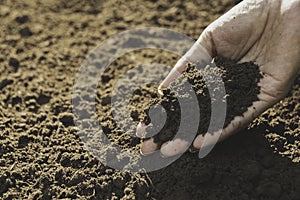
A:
[129,57,262,146]
[1,0,300,200]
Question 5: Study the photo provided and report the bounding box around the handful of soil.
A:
[129,57,262,147]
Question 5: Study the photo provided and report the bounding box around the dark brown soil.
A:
[130,57,262,146]
[1,0,300,200]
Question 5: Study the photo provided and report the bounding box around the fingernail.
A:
[157,85,165,96]
[136,122,148,138]
[193,134,204,150]
[140,138,158,155]
[188,145,199,153]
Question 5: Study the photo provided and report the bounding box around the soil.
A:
[1,0,300,200]
[129,57,262,146]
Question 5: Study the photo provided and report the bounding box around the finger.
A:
[136,122,148,138]
[140,137,159,155]
[193,97,273,158]
[160,138,189,158]
[158,43,211,95]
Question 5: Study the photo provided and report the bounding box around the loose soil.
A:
[129,57,262,146]
[1,0,300,200]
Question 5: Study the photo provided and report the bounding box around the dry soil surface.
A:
[0,0,300,199]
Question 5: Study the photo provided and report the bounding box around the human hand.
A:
[138,0,300,157]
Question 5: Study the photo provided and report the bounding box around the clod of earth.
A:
[131,57,262,147]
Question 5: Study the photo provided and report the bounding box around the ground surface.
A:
[0,0,300,199]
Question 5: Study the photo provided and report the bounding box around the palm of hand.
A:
[140,0,300,156]
[192,0,300,150]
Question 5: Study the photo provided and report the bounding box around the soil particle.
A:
[37,93,51,105]
[0,79,13,90]
[15,15,29,24]
[19,27,33,37]
[11,95,22,106]
[8,57,19,71]
[59,113,75,127]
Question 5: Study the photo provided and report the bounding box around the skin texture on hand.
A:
[139,0,300,157]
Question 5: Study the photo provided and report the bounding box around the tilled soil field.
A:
[0,0,300,199]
